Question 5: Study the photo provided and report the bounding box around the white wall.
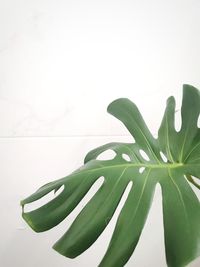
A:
[0,0,200,266]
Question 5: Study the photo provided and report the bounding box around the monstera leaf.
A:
[21,85,200,267]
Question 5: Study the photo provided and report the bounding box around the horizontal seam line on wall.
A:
[0,135,132,139]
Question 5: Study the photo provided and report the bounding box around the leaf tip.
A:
[166,95,175,106]
[107,98,131,114]
[22,212,41,233]
[53,242,77,259]
[183,84,200,94]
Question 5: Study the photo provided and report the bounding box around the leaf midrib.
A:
[69,162,184,181]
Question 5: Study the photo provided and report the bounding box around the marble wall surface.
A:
[0,1,200,266]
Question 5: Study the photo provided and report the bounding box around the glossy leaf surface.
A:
[21,85,200,267]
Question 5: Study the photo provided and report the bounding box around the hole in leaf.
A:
[175,109,182,132]
[198,114,200,128]
[137,184,164,265]
[139,150,150,161]
[160,152,168,163]
[54,185,65,195]
[139,167,145,173]
[153,132,158,139]
[122,153,131,162]
[97,149,116,160]
[47,176,106,233]
[191,175,200,185]
[184,175,200,195]
[24,184,65,212]
[121,181,133,203]
[91,180,133,251]
[70,176,105,211]
[110,181,133,220]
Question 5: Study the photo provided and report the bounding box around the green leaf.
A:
[21,85,200,267]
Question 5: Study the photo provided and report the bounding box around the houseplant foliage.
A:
[21,85,200,267]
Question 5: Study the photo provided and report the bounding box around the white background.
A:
[0,0,200,266]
